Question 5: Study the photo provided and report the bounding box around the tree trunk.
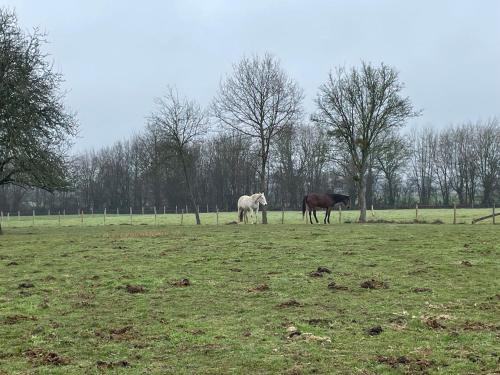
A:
[260,158,268,224]
[358,171,367,223]
[180,154,201,225]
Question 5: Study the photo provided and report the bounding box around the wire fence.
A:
[0,204,497,228]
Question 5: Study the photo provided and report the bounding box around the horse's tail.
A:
[302,195,307,219]
[239,208,244,222]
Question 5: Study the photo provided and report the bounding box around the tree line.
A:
[1,8,499,226]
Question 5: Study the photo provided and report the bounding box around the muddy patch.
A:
[3,315,38,325]
[360,279,388,289]
[172,278,190,287]
[422,316,447,329]
[327,281,348,291]
[96,325,139,341]
[306,318,332,327]
[412,287,432,293]
[6,261,18,266]
[24,348,69,366]
[461,260,473,267]
[124,284,146,293]
[96,360,130,369]
[18,282,34,289]
[248,283,269,292]
[366,325,383,336]
[375,355,434,370]
[277,299,302,308]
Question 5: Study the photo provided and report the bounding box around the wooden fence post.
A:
[91,207,94,217]
[207,204,209,214]
[104,208,107,225]
[453,203,456,224]
[216,206,219,225]
[154,206,157,226]
[48,209,51,216]
[80,209,83,224]
[181,209,184,225]
[186,205,188,214]
[58,211,61,226]
[176,205,178,215]
[142,206,144,215]
[116,208,119,216]
[339,205,342,223]
[415,204,419,221]
[163,206,166,215]
[281,205,284,224]
[493,203,496,225]
[130,207,133,225]
[32,210,35,226]
[18,211,20,220]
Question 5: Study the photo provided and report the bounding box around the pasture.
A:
[0,221,498,374]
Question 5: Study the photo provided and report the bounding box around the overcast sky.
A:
[5,0,500,152]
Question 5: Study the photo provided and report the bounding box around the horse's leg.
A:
[255,206,259,224]
[327,208,331,224]
[313,209,319,223]
[324,209,328,224]
[309,209,313,224]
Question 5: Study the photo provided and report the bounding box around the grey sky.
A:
[5,0,500,152]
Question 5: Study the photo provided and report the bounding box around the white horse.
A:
[238,193,268,224]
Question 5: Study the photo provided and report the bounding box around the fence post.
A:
[63,209,66,217]
[48,209,51,216]
[176,205,178,215]
[142,206,144,215]
[281,206,284,224]
[186,205,188,214]
[493,203,496,225]
[81,209,84,224]
[415,204,419,221]
[91,207,94,217]
[163,206,166,215]
[117,208,119,216]
[7,212,9,221]
[104,208,107,225]
[371,204,374,216]
[0,211,3,224]
[130,207,133,225]
[216,206,219,225]
[181,209,184,225]
[58,211,61,226]
[32,210,35,226]
[154,206,157,226]
[18,211,20,220]
[207,204,209,214]
[453,203,456,224]
[339,205,342,223]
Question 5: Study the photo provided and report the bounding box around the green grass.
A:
[0,223,498,374]
[0,208,497,228]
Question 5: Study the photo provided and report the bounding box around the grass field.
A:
[0,208,497,228]
[0,223,498,374]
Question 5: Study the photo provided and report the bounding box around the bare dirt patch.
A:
[412,287,432,293]
[96,326,139,341]
[125,284,146,293]
[366,325,383,336]
[375,355,434,370]
[422,316,446,329]
[277,299,302,308]
[24,348,69,366]
[3,315,38,324]
[18,282,34,288]
[327,281,348,291]
[96,360,130,369]
[172,278,190,287]
[248,283,269,292]
[360,279,388,289]
[461,260,473,267]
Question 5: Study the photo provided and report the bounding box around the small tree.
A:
[0,9,77,233]
[149,87,207,225]
[213,53,303,223]
[315,62,418,222]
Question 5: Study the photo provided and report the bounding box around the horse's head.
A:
[257,193,267,206]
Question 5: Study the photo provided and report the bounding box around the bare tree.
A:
[375,133,410,207]
[149,87,207,224]
[474,118,499,206]
[410,128,437,205]
[315,62,418,222]
[213,53,303,223]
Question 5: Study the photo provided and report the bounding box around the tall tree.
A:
[315,62,418,222]
[0,9,77,233]
[149,87,207,224]
[213,53,303,223]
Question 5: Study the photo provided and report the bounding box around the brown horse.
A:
[302,193,350,224]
